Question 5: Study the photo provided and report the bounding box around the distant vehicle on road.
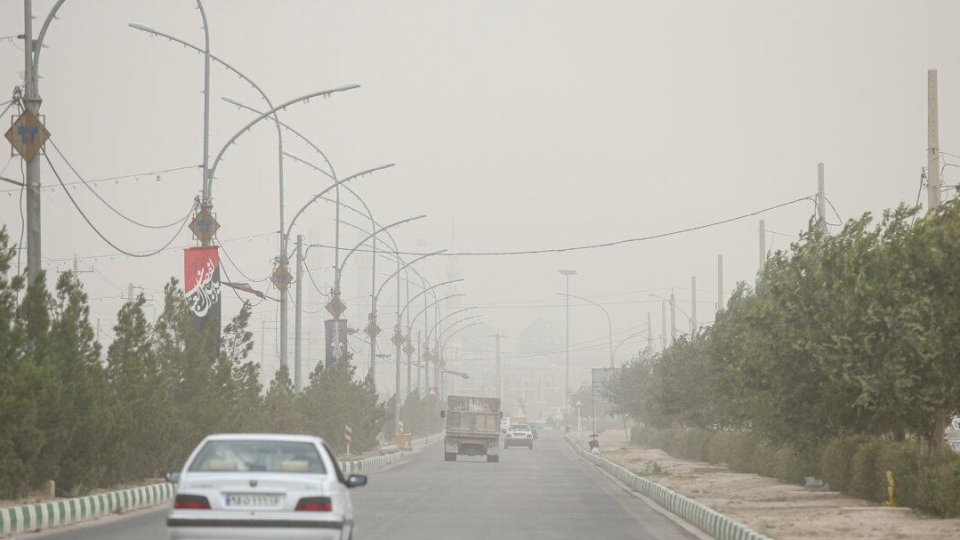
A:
[500,416,512,433]
[165,433,367,540]
[504,423,535,449]
[442,395,503,462]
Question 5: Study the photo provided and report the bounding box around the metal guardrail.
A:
[564,436,770,540]
[0,483,174,537]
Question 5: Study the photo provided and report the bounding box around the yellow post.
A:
[883,470,897,507]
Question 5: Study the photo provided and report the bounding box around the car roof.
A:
[202,433,328,445]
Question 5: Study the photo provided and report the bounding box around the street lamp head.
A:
[127,22,156,33]
[559,269,577,276]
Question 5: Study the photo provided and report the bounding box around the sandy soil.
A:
[584,431,960,540]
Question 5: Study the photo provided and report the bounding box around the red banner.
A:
[184,247,221,340]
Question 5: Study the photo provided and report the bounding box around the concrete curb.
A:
[0,483,174,537]
[340,433,442,475]
[0,435,445,537]
[564,436,770,540]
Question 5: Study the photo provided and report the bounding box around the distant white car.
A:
[500,416,512,433]
[504,424,534,449]
[166,434,366,540]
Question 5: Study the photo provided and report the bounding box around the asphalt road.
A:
[28,432,695,540]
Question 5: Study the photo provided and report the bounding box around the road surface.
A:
[29,432,694,540]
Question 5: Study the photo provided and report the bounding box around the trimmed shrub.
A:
[927,459,960,517]
[849,440,883,502]
[679,428,713,462]
[821,436,868,492]
[750,440,778,478]
[774,446,811,485]
[875,441,919,508]
[649,428,676,451]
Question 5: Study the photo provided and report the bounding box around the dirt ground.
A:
[583,431,960,540]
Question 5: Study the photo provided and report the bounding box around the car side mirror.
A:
[346,474,368,489]
[440,410,446,418]
[165,471,180,484]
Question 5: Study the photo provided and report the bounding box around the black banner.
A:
[184,247,222,346]
[325,319,349,367]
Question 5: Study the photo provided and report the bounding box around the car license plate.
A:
[224,494,281,508]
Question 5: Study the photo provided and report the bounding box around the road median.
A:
[565,435,770,540]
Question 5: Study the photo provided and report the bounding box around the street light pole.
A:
[374,250,447,435]
[557,292,613,369]
[294,235,304,391]
[21,0,68,285]
[559,269,577,407]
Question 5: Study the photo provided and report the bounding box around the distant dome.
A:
[519,318,562,355]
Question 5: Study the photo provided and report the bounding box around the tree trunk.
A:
[893,427,906,442]
[932,416,948,458]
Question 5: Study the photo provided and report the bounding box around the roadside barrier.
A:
[564,436,770,540]
[0,483,174,537]
[0,434,444,537]
[342,432,443,474]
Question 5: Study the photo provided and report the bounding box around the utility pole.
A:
[294,235,304,392]
[817,163,827,232]
[646,312,653,352]
[660,300,666,351]
[128,283,135,303]
[559,269,577,407]
[717,255,723,312]
[405,278,411,398]
[690,277,697,334]
[669,289,677,342]
[759,220,766,272]
[928,69,942,212]
[261,318,266,367]
[495,332,502,401]
[22,0,41,286]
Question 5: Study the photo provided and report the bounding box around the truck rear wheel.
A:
[487,455,499,463]
[444,452,456,461]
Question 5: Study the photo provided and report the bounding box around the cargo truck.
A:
[440,395,502,462]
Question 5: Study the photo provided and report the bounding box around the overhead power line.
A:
[304,196,813,257]
[44,153,197,258]
[46,138,198,229]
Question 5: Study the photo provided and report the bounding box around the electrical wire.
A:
[46,138,198,229]
[824,197,843,226]
[305,196,814,257]
[41,231,277,263]
[217,238,271,283]
[912,170,926,225]
[0,163,199,194]
[45,152,197,258]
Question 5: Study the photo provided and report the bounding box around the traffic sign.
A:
[391,330,405,348]
[271,263,293,292]
[364,320,381,339]
[5,109,49,162]
[575,400,583,408]
[344,423,352,443]
[403,342,416,356]
[325,296,346,318]
[188,207,220,245]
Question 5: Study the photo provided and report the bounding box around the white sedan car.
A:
[166,434,366,540]
[503,423,534,449]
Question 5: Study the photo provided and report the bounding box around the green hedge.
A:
[629,426,960,518]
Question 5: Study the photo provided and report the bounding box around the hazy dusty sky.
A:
[3,1,960,388]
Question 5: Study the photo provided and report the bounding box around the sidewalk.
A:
[584,431,960,540]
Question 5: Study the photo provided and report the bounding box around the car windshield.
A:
[511,424,530,432]
[189,440,326,474]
